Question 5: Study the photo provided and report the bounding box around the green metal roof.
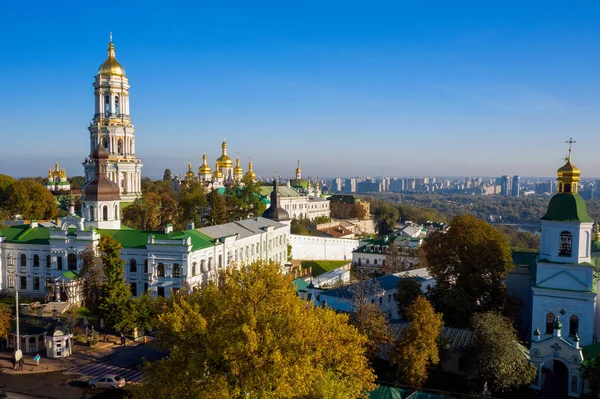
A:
[592,240,600,254]
[369,386,403,399]
[541,193,593,223]
[0,225,50,245]
[289,179,309,189]
[97,228,216,251]
[328,194,359,204]
[62,270,79,280]
[293,278,308,292]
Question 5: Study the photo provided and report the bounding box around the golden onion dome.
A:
[296,160,301,175]
[234,157,243,176]
[198,153,211,175]
[216,140,233,168]
[185,162,195,179]
[556,153,581,194]
[98,38,126,76]
[593,222,600,242]
[245,161,256,181]
[315,178,320,188]
[213,162,223,179]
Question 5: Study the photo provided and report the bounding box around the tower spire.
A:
[566,138,576,161]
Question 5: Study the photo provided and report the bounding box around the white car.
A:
[89,374,126,389]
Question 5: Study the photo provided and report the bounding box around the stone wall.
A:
[290,234,359,260]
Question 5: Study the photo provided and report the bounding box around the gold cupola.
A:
[185,162,195,180]
[98,34,126,76]
[213,162,223,179]
[295,160,302,179]
[593,222,600,242]
[557,141,581,194]
[216,140,233,168]
[234,157,243,177]
[245,160,256,181]
[198,153,211,175]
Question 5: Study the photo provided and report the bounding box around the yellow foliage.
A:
[134,262,376,399]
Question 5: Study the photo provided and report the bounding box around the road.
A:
[0,344,166,399]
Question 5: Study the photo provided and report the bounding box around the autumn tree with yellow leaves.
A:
[133,261,376,399]
[390,296,442,388]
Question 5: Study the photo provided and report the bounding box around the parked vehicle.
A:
[89,374,126,389]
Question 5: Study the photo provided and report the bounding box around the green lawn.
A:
[301,260,349,277]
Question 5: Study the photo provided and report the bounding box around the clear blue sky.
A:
[2,1,600,179]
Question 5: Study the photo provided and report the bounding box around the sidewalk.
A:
[0,334,146,376]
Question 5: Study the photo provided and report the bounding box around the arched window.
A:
[114,204,118,218]
[102,136,109,149]
[117,139,123,155]
[172,264,181,278]
[144,259,148,273]
[7,254,13,267]
[208,258,213,271]
[114,96,119,117]
[33,255,40,267]
[559,231,572,257]
[105,95,110,117]
[103,205,108,221]
[157,263,165,277]
[89,205,95,221]
[46,255,51,268]
[546,313,555,334]
[569,315,579,336]
[192,262,197,276]
[130,259,137,273]
[57,256,63,270]
[20,254,26,267]
[200,260,206,273]
[68,254,77,270]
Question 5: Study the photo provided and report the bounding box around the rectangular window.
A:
[20,276,27,290]
[8,276,14,289]
[57,256,63,270]
[157,287,165,297]
[33,277,40,291]
[144,283,148,293]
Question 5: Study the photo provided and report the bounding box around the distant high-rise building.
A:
[500,175,511,196]
[333,178,343,193]
[511,175,521,197]
[343,178,356,193]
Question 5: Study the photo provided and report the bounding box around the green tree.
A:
[79,245,104,315]
[0,174,16,206]
[163,168,173,182]
[123,191,178,230]
[394,277,423,319]
[98,235,131,328]
[582,354,600,399]
[423,215,514,328]
[133,262,376,399]
[8,179,58,220]
[390,296,442,388]
[177,180,208,229]
[0,304,12,339]
[115,294,161,334]
[68,176,86,190]
[224,177,267,222]
[372,202,399,235]
[206,189,227,226]
[467,311,536,394]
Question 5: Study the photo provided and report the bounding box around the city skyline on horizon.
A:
[2,2,600,179]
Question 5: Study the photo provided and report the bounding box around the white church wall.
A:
[290,235,359,261]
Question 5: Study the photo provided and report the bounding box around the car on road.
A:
[89,374,126,390]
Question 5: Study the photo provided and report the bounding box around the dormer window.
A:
[559,231,572,257]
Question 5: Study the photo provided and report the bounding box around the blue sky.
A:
[2,1,600,179]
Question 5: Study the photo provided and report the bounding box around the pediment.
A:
[537,270,591,292]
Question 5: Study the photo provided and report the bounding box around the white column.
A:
[110,93,115,114]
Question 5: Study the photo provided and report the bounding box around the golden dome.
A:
[234,157,243,176]
[98,38,126,76]
[593,222,600,242]
[185,162,195,179]
[296,160,301,175]
[315,177,320,188]
[557,153,581,194]
[198,153,211,175]
[213,162,223,179]
[245,161,256,181]
[216,140,233,168]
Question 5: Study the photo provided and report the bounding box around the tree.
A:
[177,180,208,229]
[163,168,172,182]
[223,177,266,222]
[390,297,442,388]
[79,245,104,314]
[372,202,399,235]
[0,174,16,206]
[115,294,161,334]
[0,304,12,339]
[423,214,514,328]
[467,311,536,394]
[68,176,86,190]
[206,189,227,226]
[8,179,58,220]
[394,277,423,319]
[582,354,600,399]
[98,235,131,327]
[123,191,178,230]
[383,243,402,274]
[133,262,376,399]
[347,271,392,361]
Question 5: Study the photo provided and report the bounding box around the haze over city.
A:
[2,1,600,178]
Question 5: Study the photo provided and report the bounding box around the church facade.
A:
[529,148,600,397]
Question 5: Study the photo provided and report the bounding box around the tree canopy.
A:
[98,235,131,327]
[423,214,514,328]
[582,354,600,399]
[394,277,423,320]
[79,245,104,314]
[372,201,399,235]
[390,296,442,388]
[7,179,58,220]
[133,262,376,399]
[466,311,536,393]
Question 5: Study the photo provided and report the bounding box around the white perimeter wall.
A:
[290,235,359,261]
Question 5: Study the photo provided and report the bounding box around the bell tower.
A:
[83,34,142,203]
